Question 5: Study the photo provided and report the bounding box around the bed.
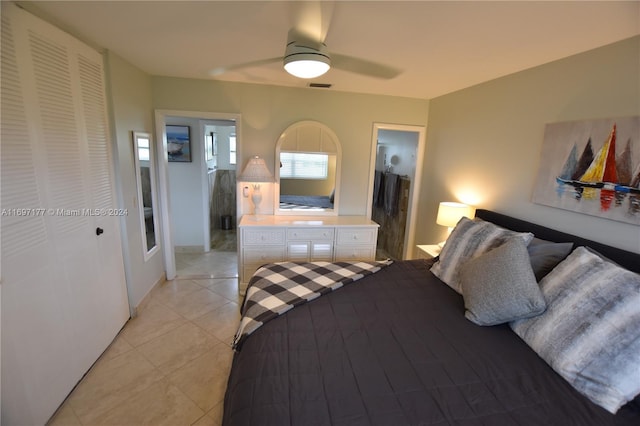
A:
[223,209,640,425]
[279,195,334,210]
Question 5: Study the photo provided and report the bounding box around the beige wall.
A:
[148,37,638,255]
[418,36,640,253]
[151,78,429,215]
[107,52,165,308]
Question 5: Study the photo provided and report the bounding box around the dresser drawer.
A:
[287,228,335,240]
[336,227,377,245]
[242,247,286,288]
[243,247,285,263]
[242,228,286,246]
[335,246,376,261]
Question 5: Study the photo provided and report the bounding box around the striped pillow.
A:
[511,247,640,413]
[430,217,534,293]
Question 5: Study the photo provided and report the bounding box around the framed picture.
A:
[166,125,191,162]
[532,116,639,225]
[205,133,213,161]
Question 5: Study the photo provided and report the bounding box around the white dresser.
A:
[238,215,379,293]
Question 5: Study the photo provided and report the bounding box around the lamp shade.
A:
[436,202,472,228]
[239,156,273,182]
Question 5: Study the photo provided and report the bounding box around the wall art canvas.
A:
[532,116,640,225]
[166,125,191,162]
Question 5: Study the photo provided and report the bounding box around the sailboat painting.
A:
[532,116,640,225]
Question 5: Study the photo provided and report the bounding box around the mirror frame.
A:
[132,131,160,260]
[274,120,341,216]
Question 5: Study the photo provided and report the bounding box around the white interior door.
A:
[1,4,129,424]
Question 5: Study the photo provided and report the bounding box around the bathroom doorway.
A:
[205,121,238,253]
[367,123,426,260]
[155,110,243,280]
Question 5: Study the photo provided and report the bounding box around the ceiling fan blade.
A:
[289,0,334,43]
[210,57,282,76]
[330,53,402,79]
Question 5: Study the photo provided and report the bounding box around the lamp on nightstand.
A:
[239,156,273,216]
[436,202,472,247]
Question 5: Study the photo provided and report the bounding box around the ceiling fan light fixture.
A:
[283,41,331,79]
[284,57,330,78]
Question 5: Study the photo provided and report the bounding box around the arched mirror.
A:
[275,121,341,216]
[132,131,160,259]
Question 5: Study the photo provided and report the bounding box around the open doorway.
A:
[367,123,426,260]
[204,120,237,254]
[154,110,242,280]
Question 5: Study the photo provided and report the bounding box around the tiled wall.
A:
[210,170,237,231]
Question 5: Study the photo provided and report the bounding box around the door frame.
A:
[366,123,426,259]
[154,110,242,280]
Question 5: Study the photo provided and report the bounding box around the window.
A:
[229,134,236,165]
[280,152,328,179]
[137,136,150,161]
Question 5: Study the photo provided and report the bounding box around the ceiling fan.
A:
[211,2,401,80]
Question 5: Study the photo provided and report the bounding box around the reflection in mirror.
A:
[133,131,160,259]
[275,121,341,216]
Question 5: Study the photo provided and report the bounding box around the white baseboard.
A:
[133,272,166,317]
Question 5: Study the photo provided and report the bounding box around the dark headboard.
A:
[475,209,640,274]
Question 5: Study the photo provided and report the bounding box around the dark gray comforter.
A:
[279,195,333,209]
[223,259,640,426]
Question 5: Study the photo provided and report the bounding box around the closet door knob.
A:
[96,227,104,236]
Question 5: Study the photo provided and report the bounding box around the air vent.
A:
[308,83,332,89]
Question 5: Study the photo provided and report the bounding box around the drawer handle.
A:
[261,236,266,241]
[353,235,358,240]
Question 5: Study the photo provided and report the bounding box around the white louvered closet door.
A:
[1,4,129,424]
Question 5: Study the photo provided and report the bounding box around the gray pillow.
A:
[511,246,640,414]
[527,239,573,281]
[460,238,546,326]
[430,217,534,293]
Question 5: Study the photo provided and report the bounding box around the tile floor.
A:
[175,250,239,279]
[48,251,241,426]
[175,229,237,278]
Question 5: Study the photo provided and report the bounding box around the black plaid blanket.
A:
[232,260,393,350]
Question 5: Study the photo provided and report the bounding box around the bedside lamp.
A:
[239,156,273,216]
[436,202,472,247]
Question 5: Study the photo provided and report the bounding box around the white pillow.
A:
[511,247,640,413]
[430,217,534,293]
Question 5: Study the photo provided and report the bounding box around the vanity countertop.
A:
[239,215,378,228]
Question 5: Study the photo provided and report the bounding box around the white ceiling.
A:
[19,1,640,100]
